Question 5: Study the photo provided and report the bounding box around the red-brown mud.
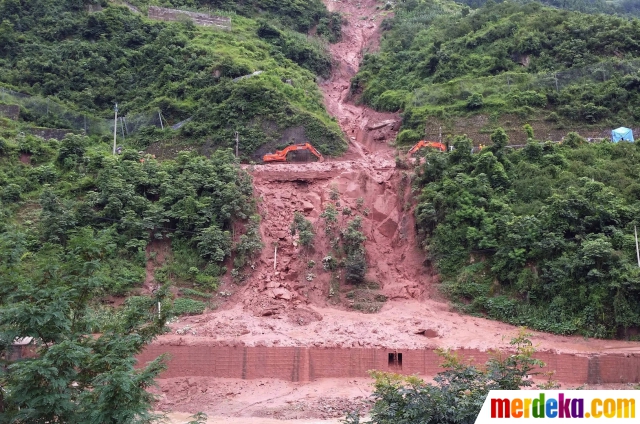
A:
[150,0,640,419]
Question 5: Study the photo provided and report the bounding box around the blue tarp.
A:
[612,127,634,142]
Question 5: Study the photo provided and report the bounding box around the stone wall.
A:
[0,104,20,121]
[137,345,640,385]
[148,6,231,30]
[27,128,73,141]
[424,114,632,146]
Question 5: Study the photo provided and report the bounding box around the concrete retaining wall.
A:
[148,6,231,30]
[137,345,640,384]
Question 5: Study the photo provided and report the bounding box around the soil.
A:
[152,378,372,422]
[152,0,640,420]
[19,153,31,165]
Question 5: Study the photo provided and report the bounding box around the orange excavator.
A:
[263,143,325,163]
[407,140,446,156]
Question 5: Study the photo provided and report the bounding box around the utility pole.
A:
[635,226,640,268]
[235,131,239,158]
[273,242,278,272]
[113,103,118,155]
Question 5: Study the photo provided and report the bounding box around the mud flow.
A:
[150,0,640,420]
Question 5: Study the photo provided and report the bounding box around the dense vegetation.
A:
[127,0,343,36]
[354,0,640,141]
[0,234,170,423]
[0,0,346,158]
[414,129,640,338]
[345,331,556,424]
[0,112,265,417]
[0,120,261,296]
[455,0,640,17]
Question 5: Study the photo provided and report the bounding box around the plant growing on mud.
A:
[342,216,367,284]
[290,211,315,248]
[323,255,338,270]
[329,184,340,201]
[233,214,264,269]
[321,204,339,238]
[187,412,208,424]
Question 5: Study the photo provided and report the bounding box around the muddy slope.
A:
[161,0,640,357]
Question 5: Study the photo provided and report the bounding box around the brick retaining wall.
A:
[137,345,640,384]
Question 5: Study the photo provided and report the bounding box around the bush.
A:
[374,90,409,111]
[348,331,550,424]
[290,211,315,248]
[466,93,484,110]
[172,298,206,316]
[345,251,367,284]
[396,129,422,145]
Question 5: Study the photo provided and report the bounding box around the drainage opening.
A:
[388,352,403,370]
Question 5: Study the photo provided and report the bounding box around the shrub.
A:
[396,129,421,145]
[172,298,206,316]
[466,93,484,110]
[290,211,315,248]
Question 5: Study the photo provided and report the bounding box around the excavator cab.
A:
[263,143,325,163]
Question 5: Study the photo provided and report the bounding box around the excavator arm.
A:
[408,140,446,156]
[263,143,325,163]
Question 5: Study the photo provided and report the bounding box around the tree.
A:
[490,127,509,152]
[197,225,231,262]
[0,229,169,423]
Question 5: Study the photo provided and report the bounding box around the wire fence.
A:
[412,58,640,108]
[0,87,163,139]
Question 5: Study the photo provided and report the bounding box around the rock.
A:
[274,231,288,240]
[301,201,314,212]
[281,191,292,199]
[366,119,395,130]
[415,328,440,338]
[377,216,398,238]
[273,288,292,300]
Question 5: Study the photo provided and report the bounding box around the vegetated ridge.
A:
[0,0,347,159]
[354,0,640,147]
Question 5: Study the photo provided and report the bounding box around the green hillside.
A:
[454,0,640,16]
[353,0,640,145]
[414,130,640,338]
[0,0,346,159]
